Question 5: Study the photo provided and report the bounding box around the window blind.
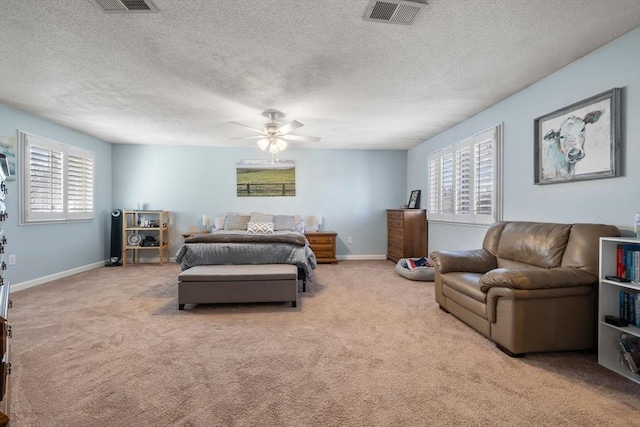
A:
[19,131,95,223]
[426,124,502,224]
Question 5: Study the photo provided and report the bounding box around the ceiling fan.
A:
[229,110,321,154]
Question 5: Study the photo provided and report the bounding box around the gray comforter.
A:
[175,231,317,278]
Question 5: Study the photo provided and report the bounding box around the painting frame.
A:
[533,88,621,185]
[236,159,296,197]
[408,190,421,209]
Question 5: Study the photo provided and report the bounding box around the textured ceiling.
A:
[0,0,639,150]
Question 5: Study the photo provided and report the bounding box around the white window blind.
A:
[427,124,502,224]
[19,131,95,223]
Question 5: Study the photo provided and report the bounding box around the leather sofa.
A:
[429,221,620,356]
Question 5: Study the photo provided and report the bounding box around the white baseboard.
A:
[336,254,388,261]
[9,255,383,292]
[10,260,109,293]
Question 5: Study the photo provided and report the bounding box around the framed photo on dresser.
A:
[408,190,421,209]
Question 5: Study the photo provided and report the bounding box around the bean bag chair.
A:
[395,257,435,281]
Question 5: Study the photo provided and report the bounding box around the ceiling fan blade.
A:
[277,120,303,135]
[228,135,267,140]
[281,134,322,142]
[228,121,265,134]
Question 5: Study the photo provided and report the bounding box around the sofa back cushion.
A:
[482,222,507,256]
[496,222,571,268]
[561,223,620,275]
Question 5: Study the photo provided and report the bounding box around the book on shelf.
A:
[616,243,640,281]
[619,290,640,327]
[618,333,640,374]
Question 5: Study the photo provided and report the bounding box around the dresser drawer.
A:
[387,210,404,220]
[306,235,335,245]
[387,219,404,229]
[388,233,403,245]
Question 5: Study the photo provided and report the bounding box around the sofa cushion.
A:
[442,272,486,303]
[479,267,597,292]
[560,223,621,275]
[497,222,571,268]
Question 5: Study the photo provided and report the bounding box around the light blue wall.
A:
[408,27,640,252]
[0,103,113,284]
[112,145,407,258]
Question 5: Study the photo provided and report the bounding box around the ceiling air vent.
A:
[90,0,158,13]
[363,0,426,26]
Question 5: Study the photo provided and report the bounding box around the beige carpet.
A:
[8,261,640,426]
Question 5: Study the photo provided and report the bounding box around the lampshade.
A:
[304,215,322,232]
[276,138,287,151]
[269,142,279,154]
[257,138,269,150]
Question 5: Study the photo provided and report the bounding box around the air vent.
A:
[363,0,426,25]
[90,0,158,13]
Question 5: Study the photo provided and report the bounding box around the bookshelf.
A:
[122,210,170,266]
[598,237,640,384]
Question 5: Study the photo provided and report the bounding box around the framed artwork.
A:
[408,190,421,209]
[534,88,621,185]
[236,159,296,197]
[0,136,17,181]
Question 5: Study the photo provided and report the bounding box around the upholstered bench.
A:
[178,264,298,310]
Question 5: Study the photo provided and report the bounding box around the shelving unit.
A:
[598,237,640,384]
[122,210,171,266]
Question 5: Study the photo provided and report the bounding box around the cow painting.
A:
[541,110,602,179]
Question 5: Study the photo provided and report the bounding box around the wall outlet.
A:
[347,236,353,244]
[8,255,16,265]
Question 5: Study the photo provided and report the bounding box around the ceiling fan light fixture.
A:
[257,138,269,150]
[276,139,287,151]
[269,143,280,154]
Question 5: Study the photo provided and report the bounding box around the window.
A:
[427,124,502,224]
[19,131,95,223]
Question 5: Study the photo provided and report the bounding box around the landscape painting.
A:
[236,159,296,197]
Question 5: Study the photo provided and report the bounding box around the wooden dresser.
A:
[387,209,427,263]
[0,155,10,426]
[305,231,338,264]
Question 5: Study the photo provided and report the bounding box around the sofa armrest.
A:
[429,249,497,274]
[479,267,597,293]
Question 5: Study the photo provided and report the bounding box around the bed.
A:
[175,213,317,287]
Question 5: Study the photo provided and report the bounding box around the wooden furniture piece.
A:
[386,209,427,263]
[178,264,298,309]
[122,210,170,266]
[305,231,338,264]
[0,155,11,426]
[598,237,640,384]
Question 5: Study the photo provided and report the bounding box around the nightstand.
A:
[305,231,338,264]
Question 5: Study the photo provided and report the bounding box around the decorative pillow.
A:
[247,222,275,234]
[273,215,296,231]
[250,212,274,223]
[223,214,250,231]
[294,215,305,233]
[214,216,225,230]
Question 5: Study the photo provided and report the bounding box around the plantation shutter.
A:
[426,123,502,225]
[454,141,473,222]
[427,157,439,215]
[474,129,495,224]
[67,147,95,220]
[441,151,454,217]
[19,131,95,223]
[26,137,65,221]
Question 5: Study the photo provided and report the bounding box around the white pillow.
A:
[247,222,274,234]
[214,216,225,230]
